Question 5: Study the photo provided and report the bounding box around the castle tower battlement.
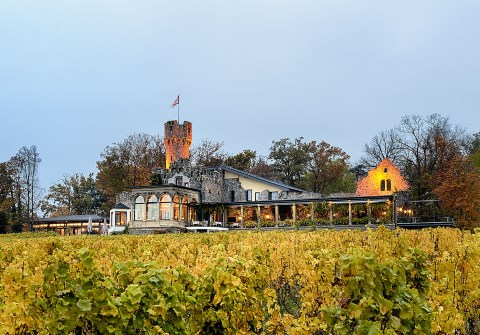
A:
[164,120,192,169]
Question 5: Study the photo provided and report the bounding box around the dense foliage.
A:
[95,133,166,212]
[40,173,105,218]
[1,228,480,334]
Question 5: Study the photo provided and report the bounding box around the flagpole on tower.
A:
[171,94,180,123]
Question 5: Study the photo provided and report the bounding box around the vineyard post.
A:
[310,202,314,223]
[257,205,260,228]
[393,193,397,229]
[240,206,244,228]
[274,205,279,227]
[367,200,372,225]
[348,201,352,225]
[292,204,296,225]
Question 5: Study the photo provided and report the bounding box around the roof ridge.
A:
[219,165,304,192]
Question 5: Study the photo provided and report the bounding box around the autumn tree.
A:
[225,150,257,171]
[303,141,353,194]
[225,150,275,178]
[0,147,42,232]
[360,129,402,168]
[3,146,42,231]
[322,166,357,195]
[0,163,13,233]
[468,131,480,154]
[41,173,104,217]
[190,139,228,168]
[249,155,275,180]
[397,114,467,200]
[468,131,480,168]
[361,114,467,200]
[0,163,13,213]
[96,133,165,211]
[5,156,23,231]
[268,137,313,188]
[434,155,480,229]
[349,164,368,182]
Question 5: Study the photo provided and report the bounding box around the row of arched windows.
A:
[134,194,197,222]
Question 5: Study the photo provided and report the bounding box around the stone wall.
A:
[201,179,223,203]
[223,179,247,202]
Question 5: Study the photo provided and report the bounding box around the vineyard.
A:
[1,228,480,334]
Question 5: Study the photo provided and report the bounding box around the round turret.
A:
[164,120,192,169]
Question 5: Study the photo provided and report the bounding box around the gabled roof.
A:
[219,165,304,192]
[356,157,409,196]
[113,202,130,210]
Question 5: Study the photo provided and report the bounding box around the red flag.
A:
[171,95,179,108]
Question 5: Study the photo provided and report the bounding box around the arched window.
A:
[134,196,145,221]
[380,180,386,191]
[160,194,172,220]
[147,195,158,221]
[173,194,181,220]
[386,179,392,191]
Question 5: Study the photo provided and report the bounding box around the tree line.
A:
[1,113,480,232]
[0,145,41,233]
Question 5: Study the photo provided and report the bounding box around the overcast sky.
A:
[1,0,479,190]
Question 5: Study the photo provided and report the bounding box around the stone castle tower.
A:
[164,120,192,169]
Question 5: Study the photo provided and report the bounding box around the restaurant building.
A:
[108,120,407,234]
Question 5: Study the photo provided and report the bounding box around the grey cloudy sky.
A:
[1,0,479,189]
